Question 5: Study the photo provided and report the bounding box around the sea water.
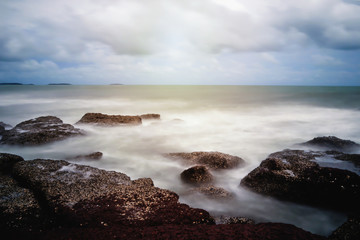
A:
[1,85,360,236]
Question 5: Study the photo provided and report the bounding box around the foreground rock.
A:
[0,153,24,174]
[240,149,360,212]
[329,215,360,240]
[140,114,160,120]
[11,159,213,228]
[77,113,142,125]
[0,116,83,145]
[180,166,213,185]
[168,151,245,170]
[69,151,103,161]
[300,136,360,152]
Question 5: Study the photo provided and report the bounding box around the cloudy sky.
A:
[1,0,360,85]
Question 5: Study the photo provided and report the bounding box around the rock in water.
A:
[140,114,160,120]
[12,159,213,227]
[180,166,213,185]
[77,113,142,126]
[0,121,12,130]
[70,152,103,161]
[300,136,360,152]
[240,149,360,212]
[0,125,4,135]
[192,186,233,199]
[168,151,245,170]
[0,116,83,145]
[329,215,360,240]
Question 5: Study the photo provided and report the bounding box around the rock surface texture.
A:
[180,165,213,185]
[0,116,83,145]
[240,149,360,212]
[300,136,360,152]
[168,151,244,170]
[140,114,160,120]
[77,113,142,125]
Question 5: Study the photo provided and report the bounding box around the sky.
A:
[0,0,360,85]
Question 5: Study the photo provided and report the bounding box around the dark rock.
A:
[192,186,233,199]
[301,136,360,152]
[0,153,24,174]
[70,152,103,161]
[5,222,326,240]
[329,215,360,240]
[0,174,48,231]
[168,151,245,170]
[333,153,360,168]
[0,125,4,135]
[12,159,214,228]
[0,116,83,145]
[77,113,142,126]
[140,114,160,120]
[240,149,360,212]
[181,166,213,185]
[216,216,255,225]
[0,121,12,130]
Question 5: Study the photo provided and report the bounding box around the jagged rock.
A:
[191,186,233,199]
[329,215,360,240]
[216,216,255,225]
[0,116,83,145]
[70,152,103,161]
[240,149,360,212]
[0,153,24,174]
[140,114,160,120]
[77,113,142,126]
[300,136,360,152]
[180,166,213,185]
[167,151,244,170]
[12,159,213,228]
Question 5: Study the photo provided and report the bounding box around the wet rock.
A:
[300,136,360,152]
[0,116,83,145]
[140,114,160,120]
[181,166,213,185]
[0,121,12,130]
[240,149,360,212]
[329,215,360,240]
[70,152,103,161]
[12,159,214,227]
[192,186,233,199]
[0,174,48,230]
[216,216,255,225]
[168,151,244,170]
[0,153,24,174]
[77,113,142,126]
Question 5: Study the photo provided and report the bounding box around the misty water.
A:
[1,85,360,236]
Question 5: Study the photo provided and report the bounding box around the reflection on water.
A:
[1,85,360,236]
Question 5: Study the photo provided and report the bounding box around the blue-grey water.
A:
[1,85,360,236]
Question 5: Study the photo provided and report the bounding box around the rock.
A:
[0,125,4,135]
[192,186,233,199]
[0,174,48,231]
[167,151,245,170]
[329,215,360,240]
[240,149,360,212]
[0,116,83,145]
[0,153,24,174]
[300,136,360,152]
[180,166,213,185]
[216,216,255,225]
[77,113,142,126]
[328,152,360,168]
[0,121,12,130]
[70,152,103,161]
[12,159,214,228]
[140,114,160,120]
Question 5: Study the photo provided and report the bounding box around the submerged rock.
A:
[168,151,245,170]
[180,166,213,185]
[300,136,360,152]
[192,186,233,199]
[70,152,103,161]
[77,113,142,126]
[240,149,360,212]
[11,159,213,228]
[140,114,160,120]
[0,116,83,145]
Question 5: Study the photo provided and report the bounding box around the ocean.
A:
[1,85,360,236]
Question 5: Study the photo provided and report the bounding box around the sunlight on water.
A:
[1,85,360,236]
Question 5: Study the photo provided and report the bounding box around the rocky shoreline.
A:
[1,115,359,239]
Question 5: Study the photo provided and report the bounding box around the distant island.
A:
[0,83,34,85]
[48,83,72,85]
